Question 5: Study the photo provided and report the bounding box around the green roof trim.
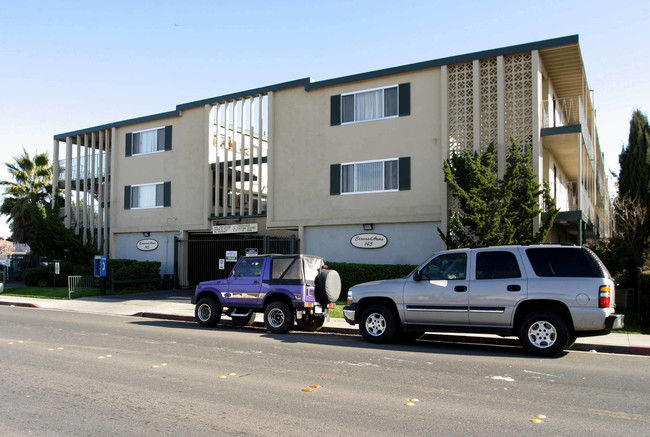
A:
[55,35,579,140]
[305,35,579,91]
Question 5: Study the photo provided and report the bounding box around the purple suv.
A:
[192,254,341,334]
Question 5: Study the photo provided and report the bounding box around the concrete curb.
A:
[0,301,40,308]
[3,299,648,356]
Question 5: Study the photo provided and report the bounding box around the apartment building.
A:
[53,35,611,287]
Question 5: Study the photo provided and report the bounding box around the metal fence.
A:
[178,234,299,288]
[67,275,99,299]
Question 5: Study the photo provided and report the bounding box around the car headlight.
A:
[347,290,353,305]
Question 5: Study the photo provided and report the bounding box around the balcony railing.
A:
[543,96,584,128]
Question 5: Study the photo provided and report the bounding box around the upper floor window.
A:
[342,86,398,123]
[124,181,171,210]
[126,126,172,156]
[331,83,410,126]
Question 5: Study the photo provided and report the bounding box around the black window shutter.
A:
[124,186,131,209]
[330,164,341,195]
[330,95,341,126]
[398,83,411,117]
[164,126,172,151]
[163,181,171,207]
[398,157,411,191]
[125,133,133,157]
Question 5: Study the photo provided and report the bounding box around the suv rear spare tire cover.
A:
[315,269,341,304]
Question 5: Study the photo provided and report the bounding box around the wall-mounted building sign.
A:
[350,233,388,249]
[212,223,258,234]
[137,239,159,251]
[226,251,238,262]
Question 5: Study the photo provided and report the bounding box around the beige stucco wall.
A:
[269,68,444,228]
[110,106,209,234]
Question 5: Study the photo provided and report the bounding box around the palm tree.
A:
[0,148,53,243]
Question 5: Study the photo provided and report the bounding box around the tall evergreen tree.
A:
[616,109,650,261]
[439,141,558,248]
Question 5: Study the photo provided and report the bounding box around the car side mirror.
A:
[413,270,422,282]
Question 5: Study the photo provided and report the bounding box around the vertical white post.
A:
[231,100,238,216]
[239,98,245,214]
[266,92,274,221]
[222,101,230,216]
[248,96,254,216]
[83,134,89,244]
[52,139,59,211]
[440,65,449,245]
[257,95,264,215]
[75,136,81,233]
[90,132,96,246]
[214,103,221,217]
[64,137,72,228]
[104,129,112,256]
[531,50,543,234]
[97,130,104,251]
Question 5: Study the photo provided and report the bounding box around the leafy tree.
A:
[616,109,650,261]
[439,141,558,248]
[25,201,98,265]
[0,148,53,243]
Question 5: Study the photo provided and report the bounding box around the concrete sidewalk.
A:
[1,289,649,356]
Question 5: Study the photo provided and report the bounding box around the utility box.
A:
[94,255,107,295]
[94,256,107,278]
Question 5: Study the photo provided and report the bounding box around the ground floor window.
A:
[342,159,398,194]
[124,181,171,209]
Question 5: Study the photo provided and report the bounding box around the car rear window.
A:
[525,248,603,278]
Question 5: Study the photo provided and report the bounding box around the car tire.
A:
[296,314,326,332]
[359,304,397,343]
[264,301,294,334]
[231,312,256,327]
[315,269,341,304]
[518,312,569,356]
[195,297,222,327]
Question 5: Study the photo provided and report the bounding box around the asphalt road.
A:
[1,306,649,436]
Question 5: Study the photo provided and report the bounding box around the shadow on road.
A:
[128,318,567,359]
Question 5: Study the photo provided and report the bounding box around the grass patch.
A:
[1,286,100,300]
[329,300,347,318]
[618,312,650,335]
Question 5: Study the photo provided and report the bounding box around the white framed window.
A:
[341,158,399,194]
[132,127,166,155]
[125,182,171,209]
[126,126,172,156]
[341,85,399,124]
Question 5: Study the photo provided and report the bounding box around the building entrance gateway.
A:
[179,233,299,288]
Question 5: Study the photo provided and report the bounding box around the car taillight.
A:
[599,285,611,308]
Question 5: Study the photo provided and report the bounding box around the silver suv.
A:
[343,245,624,356]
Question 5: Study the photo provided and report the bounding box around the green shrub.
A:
[23,266,50,286]
[325,261,417,300]
[108,259,161,292]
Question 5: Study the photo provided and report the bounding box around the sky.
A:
[1,0,649,239]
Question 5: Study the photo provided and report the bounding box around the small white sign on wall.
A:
[219,259,225,270]
[350,233,388,249]
[226,251,238,262]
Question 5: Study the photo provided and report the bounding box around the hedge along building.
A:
[52,35,611,285]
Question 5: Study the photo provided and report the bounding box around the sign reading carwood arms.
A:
[137,239,159,251]
[350,233,388,249]
[212,223,258,234]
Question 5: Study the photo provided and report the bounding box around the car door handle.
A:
[507,285,521,292]
[454,286,467,292]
